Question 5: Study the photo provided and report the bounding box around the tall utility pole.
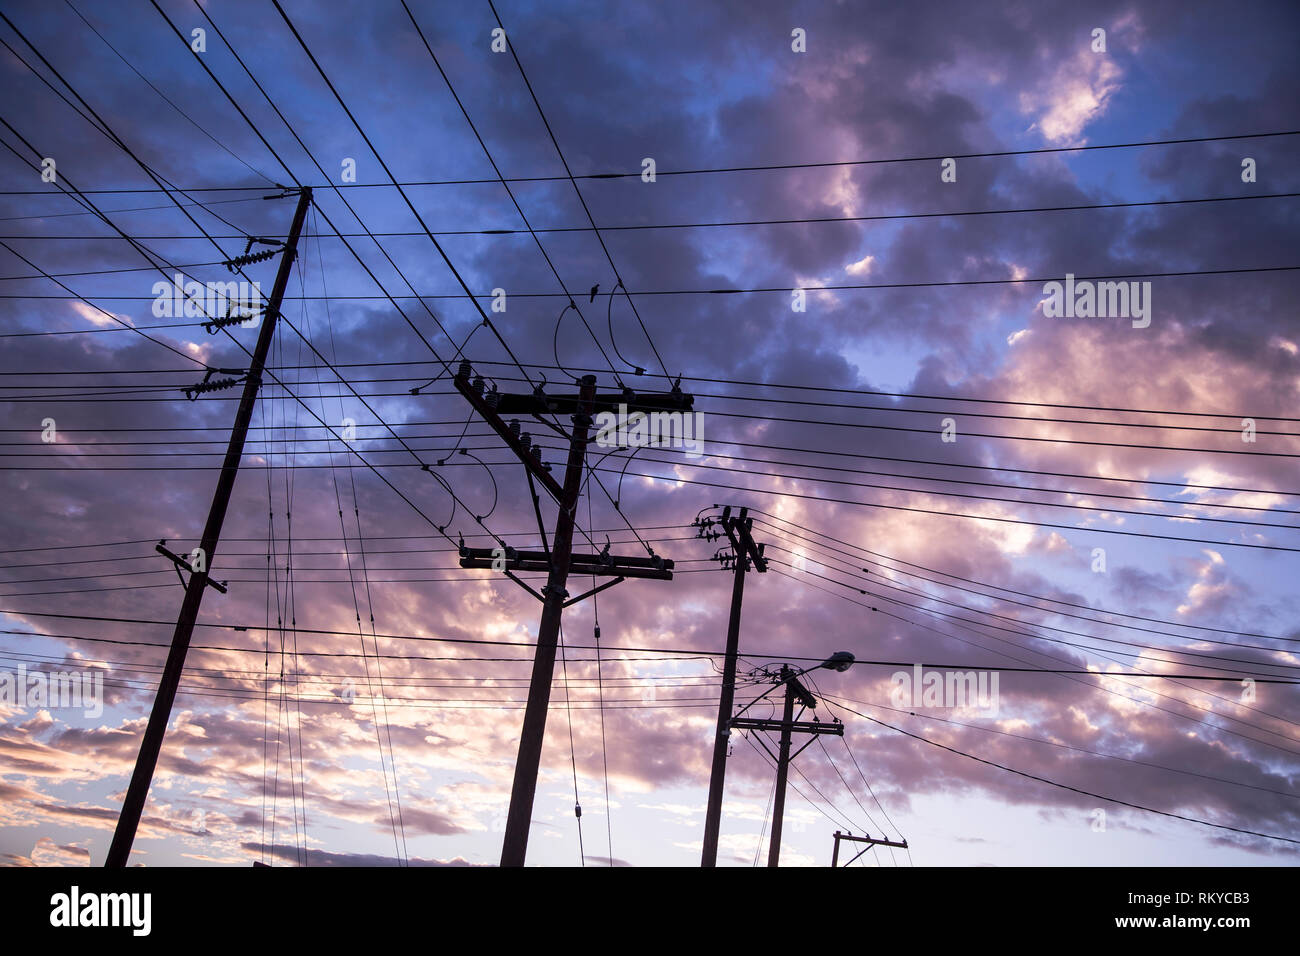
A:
[731,663,847,867]
[105,187,312,868]
[500,372,593,869]
[700,506,766,867]
[451,363,688,867]
[767,671,798,867]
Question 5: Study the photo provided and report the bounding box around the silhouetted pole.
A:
[767,668,797,867]
[499,375,596,867]
[105,187,312,868]
[701,521,745,866]
[700,508,765,866]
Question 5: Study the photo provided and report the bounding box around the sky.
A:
[0,0,1297,867]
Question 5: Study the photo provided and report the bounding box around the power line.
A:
[59,0,276,186]
[8,357,1297,425]
[1,128,1294,194]
[12,445,1293,549]
[612,451,1298,530]
[828,699,1300,847]
[766,565,1300,755]
[0,645,728,687]
[7,440,1285,523]
[12,366,1296,434]
[2,611,1285,681]
[765,556,1300,678]
[8,189,1297,239]
[1,263,1295,300]
[749,512,1295,643]
[167,0,609,560]
[0,525,689,556]
[604,467,1300,552]
[820,692,1299,802]
[399,0,624,383]
[265,0,538,394]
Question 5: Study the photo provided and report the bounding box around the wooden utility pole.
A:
[700,506,765,867]
[106,187,312,867]
[499,372,594,868]
[767,671,798,867]
[451,363,688,866]
[731,665,844,867]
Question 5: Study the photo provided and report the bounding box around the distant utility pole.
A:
[106,187,313,868]
[699,506,766,868]
[831,830,908,867]
[451,363,691,867]
[732,658,853,867]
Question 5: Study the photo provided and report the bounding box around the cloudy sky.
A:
[0,0,1297,867]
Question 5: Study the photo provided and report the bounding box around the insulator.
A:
[508,420,520,438]
[223,248,277,270]
[471,375,485,396]
[193,377,240,393]
[183,376,242,401]
[457,360,472,380]
[484,388,500,410]
[519,432,532,451]
[203,311,260,334]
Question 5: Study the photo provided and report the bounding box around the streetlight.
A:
[732,650,855,721]
[822,651,855,672]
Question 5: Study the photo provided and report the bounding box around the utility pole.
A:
[699,506,766,867]
[731,661,850,867]
[105,187,312,868]
[499,372,593,870]
[831,830,908,867]
[451,363,689,866]
[767,669,798,867]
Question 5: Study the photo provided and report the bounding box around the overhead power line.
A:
[1,611,1287,682]
[829,699,1300,847]
[11,358,1294,426]
[7,189,1296,239]
[2,264,1295,302]
[746,511,1294,643]
[1,128,1295,194]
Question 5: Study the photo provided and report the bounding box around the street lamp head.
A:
[822,651,855,672]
